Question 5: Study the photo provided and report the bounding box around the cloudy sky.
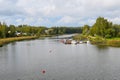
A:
[0,0,120,27]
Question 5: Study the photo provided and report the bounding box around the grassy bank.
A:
[106,38,120,47]
[0,36,38,47]
[73,34,120,47]
[89,36,120,47]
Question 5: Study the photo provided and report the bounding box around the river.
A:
[0,36,120,80]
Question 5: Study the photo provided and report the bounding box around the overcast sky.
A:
[0,0,120,27]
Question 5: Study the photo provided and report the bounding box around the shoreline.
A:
[73,34,120,47]
[0,36,38,47]
[89,37,120,47]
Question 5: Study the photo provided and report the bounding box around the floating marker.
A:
[42,70,46,74]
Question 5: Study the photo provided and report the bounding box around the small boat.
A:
[71,40,77,44]
[87,41,90,44]
[79,41,83,44]
[65,39,72,44]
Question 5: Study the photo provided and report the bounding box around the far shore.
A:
[0,36,38,47]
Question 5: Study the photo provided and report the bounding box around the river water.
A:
[0,37,120,80]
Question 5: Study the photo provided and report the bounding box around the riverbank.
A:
[73,34,120,47]
[106,38,120,47]
[89,36,120,47]
[0,36,38,47]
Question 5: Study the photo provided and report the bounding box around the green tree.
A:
[82,25,90,35]
[90,17,112,37]
[7,25,16,37]
[0,22,8,38]
[112,24,120,37]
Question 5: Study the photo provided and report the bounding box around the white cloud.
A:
[0,0,120,27]
[15,17,45,25]
[78,18,96,26]
[108,17,120,24]
[58,16,76,24]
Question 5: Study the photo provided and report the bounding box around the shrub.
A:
[105,34,112,38]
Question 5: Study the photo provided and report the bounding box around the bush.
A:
[89,36,106,45]
[117,32,120,37]
[105,34,112,38]
[73,34,88,41]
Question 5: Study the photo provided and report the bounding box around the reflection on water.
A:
[95,45,109,50]
[0,38,120,80]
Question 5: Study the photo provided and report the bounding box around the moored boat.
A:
[71,40,77,44]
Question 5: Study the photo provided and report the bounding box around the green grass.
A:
[0,36,38,47]
[107,37,120,40]
[89,36,120,47]
[106,38,120,47]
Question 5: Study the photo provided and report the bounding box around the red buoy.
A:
[42,70,46,74]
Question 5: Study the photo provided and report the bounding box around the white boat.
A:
[87,41,90,44]
[79,41,83,44]
[71,40,77,44]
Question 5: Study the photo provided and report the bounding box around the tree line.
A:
[82,17,120,38]
[0,22,82,38]
[0,23,47,38]
[46,27,82,35]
